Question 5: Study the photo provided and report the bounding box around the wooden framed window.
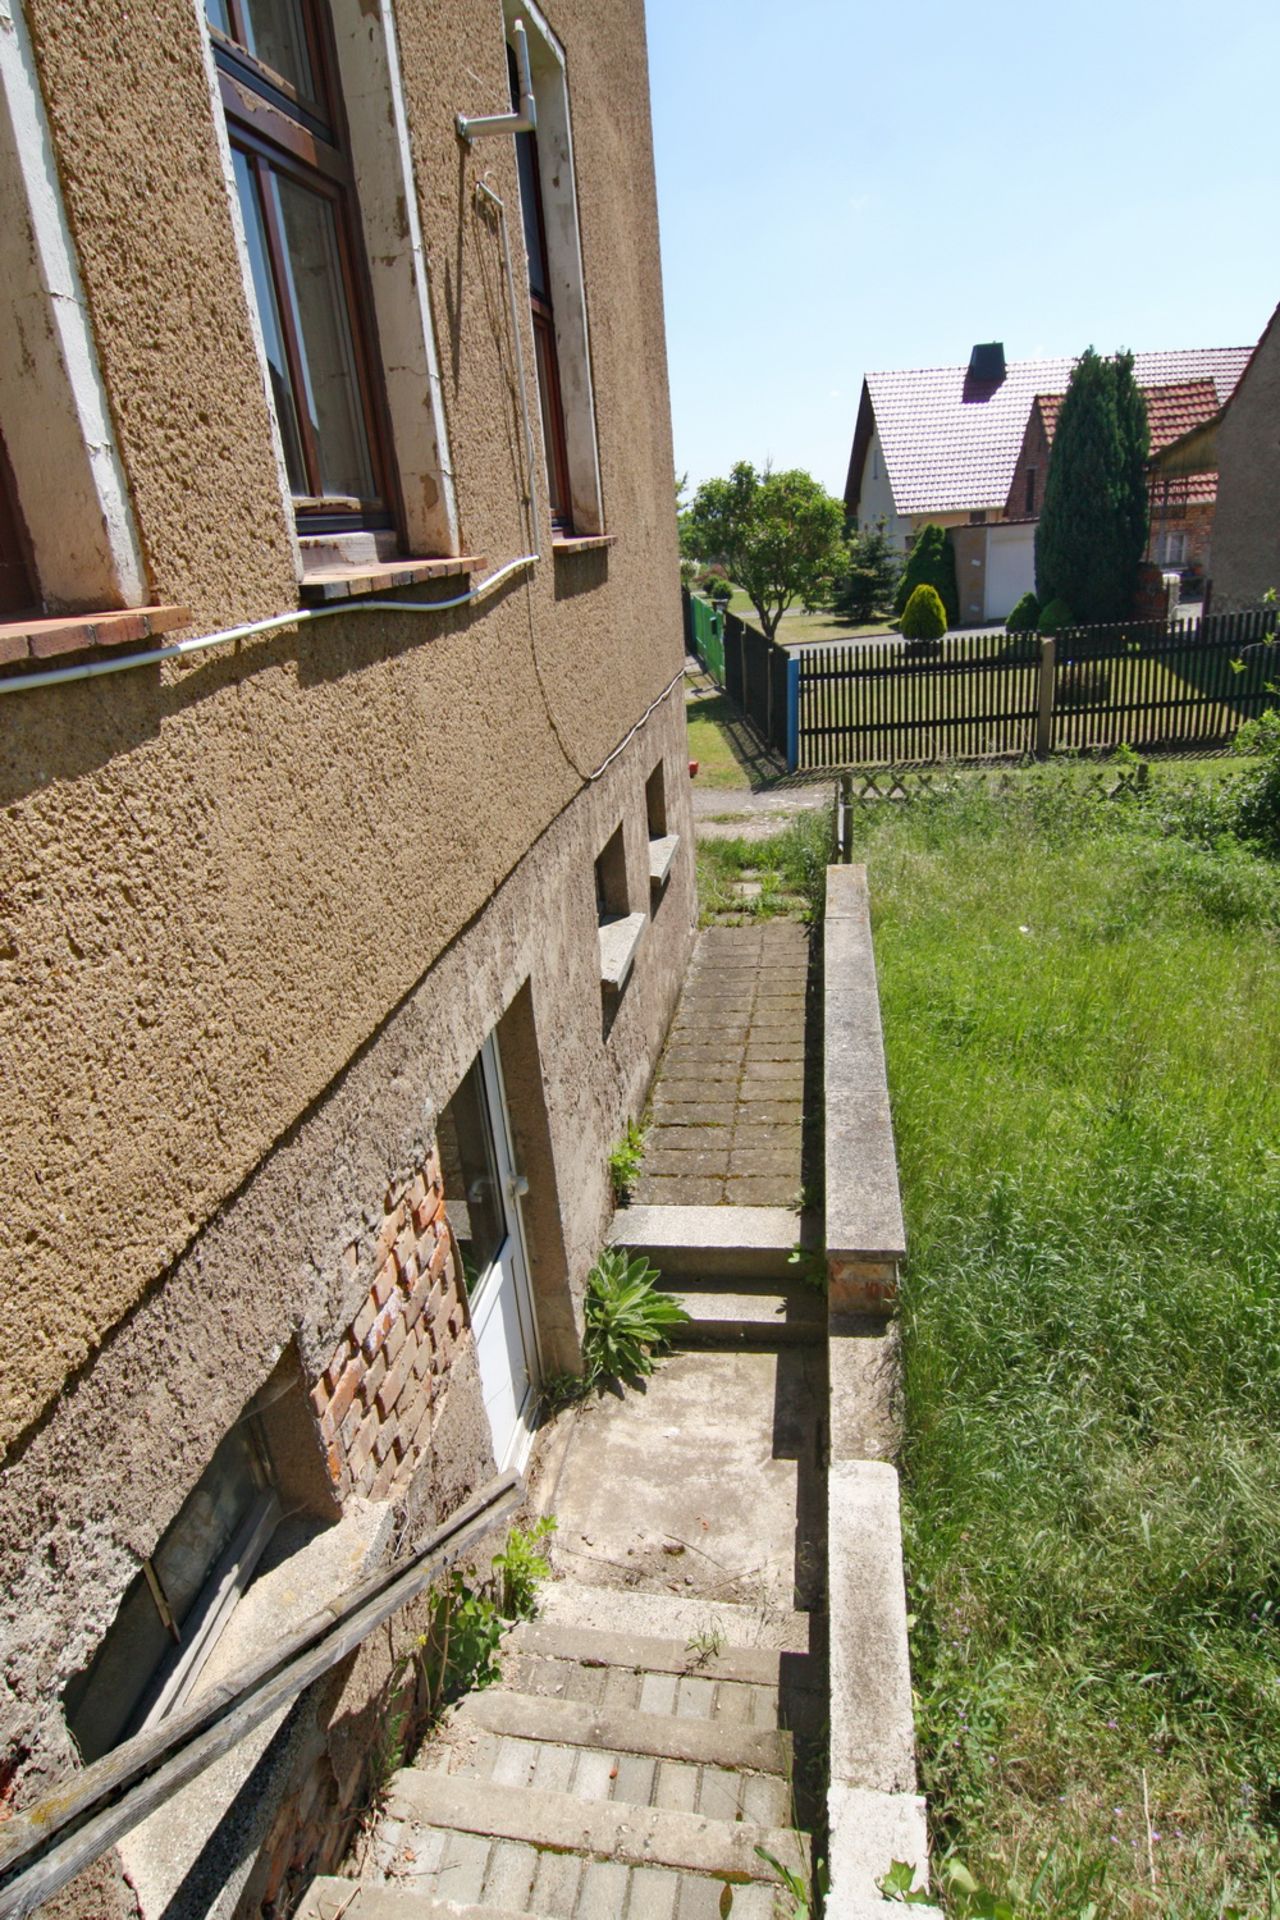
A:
[0,430,36,619]
[205,0,396,534]
[509,45,573,534]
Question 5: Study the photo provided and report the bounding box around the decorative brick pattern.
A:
[309,1146,471,1502]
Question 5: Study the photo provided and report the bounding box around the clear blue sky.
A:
[645,0,1280,499]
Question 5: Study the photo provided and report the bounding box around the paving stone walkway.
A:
[632,920,809,1208]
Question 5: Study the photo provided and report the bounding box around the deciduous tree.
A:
[680,463,845,641]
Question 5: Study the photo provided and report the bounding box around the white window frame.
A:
[505,0,604,538]
[193,0,460,570]
[0,0,147,612]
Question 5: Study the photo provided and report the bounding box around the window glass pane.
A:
[271,173,376,501]
[204,0,233,33]
[152,1424,264,1628]
[439,1061,506,1293]
[533,315,566,521]
[0,436,35,618]
[514,132,549,303]
[230,147,307,494]
[239,0,317,104]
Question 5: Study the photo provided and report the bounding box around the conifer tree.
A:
[1035,348,1149,623]
[894,524,958,628]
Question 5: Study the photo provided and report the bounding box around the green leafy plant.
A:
[900,582,948,644]
[582,1248,689,1386]
[418,1570,504,1716]
[492,1516,556,1621]
[754,1846,828,1919]
[1232,702,1280,853]
[685,1622,726,1666]
[608,1118,648,1203]
[1006,590,1040,635]
[877,1859,937,1906]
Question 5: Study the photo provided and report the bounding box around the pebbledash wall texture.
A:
[0,0,695,1912]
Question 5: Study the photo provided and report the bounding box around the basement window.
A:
[646,761,678,897]
[595,825,644,997]
[63,1417,281,1764]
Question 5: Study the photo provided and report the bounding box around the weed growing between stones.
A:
[607,1116,648,1203]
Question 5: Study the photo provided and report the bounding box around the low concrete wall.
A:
[824,865,906,1312]
[823,864,939,1918]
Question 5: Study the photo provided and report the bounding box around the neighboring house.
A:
[1151,301,1280,612]
[845,342,1250,624]
[0,2,692,1914]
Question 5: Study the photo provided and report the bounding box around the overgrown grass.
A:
[695,810,834,925]
[853,774,1280,1917]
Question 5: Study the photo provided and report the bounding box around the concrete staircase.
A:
[298,1595,821,1919]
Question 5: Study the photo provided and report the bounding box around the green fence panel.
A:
[690,595,725,683]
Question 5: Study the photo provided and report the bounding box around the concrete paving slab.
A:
[545,1347,825,1616]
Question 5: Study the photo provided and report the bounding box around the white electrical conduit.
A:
[0,554,538,699]
[0,558,687,781]
[0,159,687,769]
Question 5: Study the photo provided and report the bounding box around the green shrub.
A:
[899,583,947,642]
[1006,590,1039,634]
[583,1249,689,1386]
[894,523,959,626]
[1232,702,1280,853]
[1036,595,1073,634]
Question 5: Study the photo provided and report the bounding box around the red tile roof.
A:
[851,348,1250,517]
[1032,380,1223,506]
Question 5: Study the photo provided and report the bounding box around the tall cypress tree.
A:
[1035,348,1150,624]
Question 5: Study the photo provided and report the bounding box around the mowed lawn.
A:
[796,643,1256,768]
[855,778,1280,1917]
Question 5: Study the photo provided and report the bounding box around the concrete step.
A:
[536,1575,813,1654]
[665,1279,823,1346]
[297,1882,545,1920]
[506,1618,817,1693]
[608,1204,806,1281]
[382,1770,810,1898]
[414,1690,793,1828]
[453,1686,792,1774]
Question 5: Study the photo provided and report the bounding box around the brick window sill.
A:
[552,534,616,556]
[298,555,484,606]
[0,604,192,672]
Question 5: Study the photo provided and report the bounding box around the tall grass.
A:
[854,777,1280,1917]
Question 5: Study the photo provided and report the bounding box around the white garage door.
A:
[984,524,1036,623]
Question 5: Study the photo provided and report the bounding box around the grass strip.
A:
[854,774,1280,1917]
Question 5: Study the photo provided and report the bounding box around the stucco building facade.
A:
[0,0,693,1911]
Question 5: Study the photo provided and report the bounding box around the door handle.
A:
[508,1172,530,1201]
